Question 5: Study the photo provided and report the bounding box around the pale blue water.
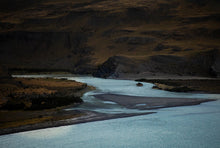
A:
[1,74,219,148]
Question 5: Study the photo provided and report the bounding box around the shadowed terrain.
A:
[0,0,220,137]
[0,0,220,77]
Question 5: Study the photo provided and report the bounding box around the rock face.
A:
[93,49,220,78]
[136,83,143,87]
[93,56,138,78]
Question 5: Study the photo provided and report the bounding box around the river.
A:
[0,75,220,148]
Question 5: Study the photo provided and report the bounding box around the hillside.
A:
[0,0,220,77]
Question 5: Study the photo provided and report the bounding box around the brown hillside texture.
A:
[0,0,219,76]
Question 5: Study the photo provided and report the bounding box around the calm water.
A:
[1,75,220,148]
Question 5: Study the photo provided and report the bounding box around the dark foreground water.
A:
[0,75,220,148]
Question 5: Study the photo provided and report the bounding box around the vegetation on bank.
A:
[0,75,92,130]
[0,77,87,110]
[136,79,220,93]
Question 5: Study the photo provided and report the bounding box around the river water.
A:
[1,75,220,148]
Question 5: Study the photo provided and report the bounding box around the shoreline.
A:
[0,110,155,136]
[0,75,219,136]
[135,78,220,94]
[0,93,216,136]
[0,76,94,135]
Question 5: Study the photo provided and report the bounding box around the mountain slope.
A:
[0,0,220,77]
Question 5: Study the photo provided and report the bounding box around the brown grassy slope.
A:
[0,77,87,110]
[0,0,219,76]
[0,65,91,132]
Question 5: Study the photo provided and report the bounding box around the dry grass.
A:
[0,0,219,71]
[0,77,87,108]
[14,78,85,89]
[0,76,89,129]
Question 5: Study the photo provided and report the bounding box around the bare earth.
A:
[93,94,216,110]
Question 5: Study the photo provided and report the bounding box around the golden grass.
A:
[14,88,56,96]
[14,78,85,88]
[0,77,87,108]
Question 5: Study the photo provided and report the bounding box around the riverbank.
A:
[0,77,90,110]
[0,110,154,135]
[135,78,220,94]
[0,75,219,136]
[0,92,216,135]
[0,77,94,135]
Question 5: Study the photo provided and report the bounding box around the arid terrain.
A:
[0,0,219,77]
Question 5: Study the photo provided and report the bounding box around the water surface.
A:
[1,74,219,148]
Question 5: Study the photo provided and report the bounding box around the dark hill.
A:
[93,49,220,78]
[0,0,219,77]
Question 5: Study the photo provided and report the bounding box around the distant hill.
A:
[0,0,220,77]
